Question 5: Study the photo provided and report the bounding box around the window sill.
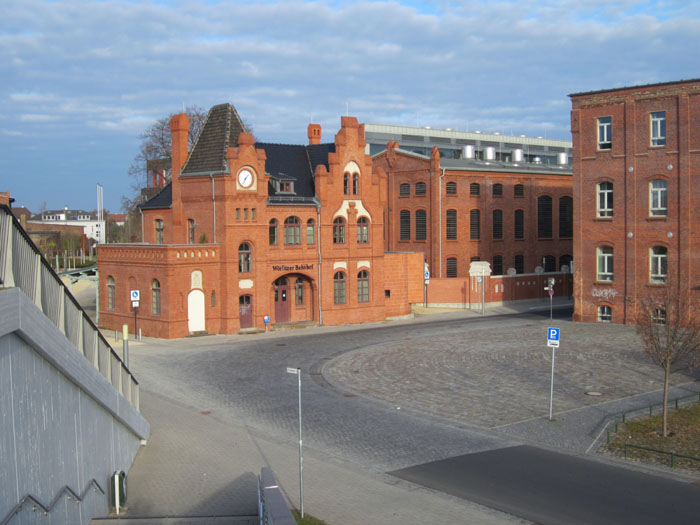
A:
[594,280,614,286]
[647,281,668,287]
[593,217,613,221]
[646,215,668,221]
[514,238,525,241]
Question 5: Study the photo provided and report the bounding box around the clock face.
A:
[238,169,254,188]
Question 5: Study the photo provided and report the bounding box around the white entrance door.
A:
[188,289,206,332]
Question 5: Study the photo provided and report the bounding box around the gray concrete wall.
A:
[0,288,149,525]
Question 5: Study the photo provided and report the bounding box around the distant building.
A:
[570,78,700,324]
[28,206,105,244]
[364,123,572,166]
[372,137,573,279]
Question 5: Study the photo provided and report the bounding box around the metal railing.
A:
[1,480,104,525]
[0,204,140,411]
[624,443,700,469]
[606,391,700,444]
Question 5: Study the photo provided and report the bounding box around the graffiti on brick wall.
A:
[592,287,618,300]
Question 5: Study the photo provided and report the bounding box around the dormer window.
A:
[278,181,294,193]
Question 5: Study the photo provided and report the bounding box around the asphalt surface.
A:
[113,303,700,524]
[390,445,700,525]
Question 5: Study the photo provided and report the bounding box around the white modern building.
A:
[28,206,106,243]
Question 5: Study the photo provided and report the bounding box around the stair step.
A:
[92,516,258,524]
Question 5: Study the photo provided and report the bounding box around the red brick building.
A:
[372,141,574,279]
[570,79,700,324]
[98,104,423,338]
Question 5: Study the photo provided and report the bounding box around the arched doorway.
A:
[273,274,315,324]
[274,277,290,323]
[188,289,205,332]
[239,294,253,328]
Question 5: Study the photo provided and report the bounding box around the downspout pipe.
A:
[210,174,217,243]
[139,207,144,243]
[316,204,323,325]
[439,167,445,277]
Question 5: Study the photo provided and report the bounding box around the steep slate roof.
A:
[139,103,336,209]
[256,142,334,204]
[139,183,172,210]
[181,103,247,176]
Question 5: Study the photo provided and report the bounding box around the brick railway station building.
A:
[98,104,575,338]
[98,105,424,338]
[570,78,700,324]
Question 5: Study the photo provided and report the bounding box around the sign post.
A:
[544,278,555,320]
[130,290,140,339]
[264,315,270,332]
[547,327,560,421]
[424,268,430,308]
[286,367,304,518]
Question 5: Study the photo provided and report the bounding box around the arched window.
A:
[492,183,503,196]
[492,255,503,275]
[107,276,115,310]
[415,182,426,195]
[446,182,457,195]
[470,209,480,240]
[650,246,668,283]
[155,219,164,244]
[537,195,553,238]
[649,180,668,216]
[597,182,613,217]
[400,210,411,241]
[358,270,370,303]
[269,219,278,245]
[470,182,480,196]
[306,219,315,245]
[597,305,612,323]
[543,255,556,272]
[188,219,196,244]
[295,278,304,305]
[284,216,301,245]
[415,210,426,241]
[333,217,346,244]
[152,279,161,316]
[559,196,573,238]
[399,183,410,196]
[492,210,503,239]
[357,217,369,244]
[353,173,359,195]
[514,254,524,274]
[238,242,251,273]
[344,173,350,195]
[333,271,346,304]
[597,246,613,281]
[514,184,524,197]
[514,209,524,239]
[559,254,572,272]
[446,209,457,240]
[446,257,458,278]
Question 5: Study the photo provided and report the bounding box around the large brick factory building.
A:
[570,79,700,324]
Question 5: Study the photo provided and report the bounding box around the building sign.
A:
[272,263,314,272]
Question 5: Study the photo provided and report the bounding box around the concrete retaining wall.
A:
[0,288,149,525]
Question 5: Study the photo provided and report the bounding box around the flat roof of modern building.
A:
[569,78,700,98]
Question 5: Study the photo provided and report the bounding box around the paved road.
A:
[391,445,700,525]
[122,306,700,524]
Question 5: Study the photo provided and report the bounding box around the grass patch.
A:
[291,509,328,525]
[603,403,700,471]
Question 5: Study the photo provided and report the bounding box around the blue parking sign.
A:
[547,328,560,346]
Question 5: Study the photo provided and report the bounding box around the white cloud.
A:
[20,113,58,122]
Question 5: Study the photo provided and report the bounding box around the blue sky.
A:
[1,0,699,212]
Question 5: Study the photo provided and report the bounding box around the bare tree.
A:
[635,283,700,436]
[126,105,207,196]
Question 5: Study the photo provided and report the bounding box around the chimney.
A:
[170,112,190,231]
[170,112,190,178]
[308,123,321,145]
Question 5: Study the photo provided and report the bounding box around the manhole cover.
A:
[585,391,604,396]
[343,393,357,398]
